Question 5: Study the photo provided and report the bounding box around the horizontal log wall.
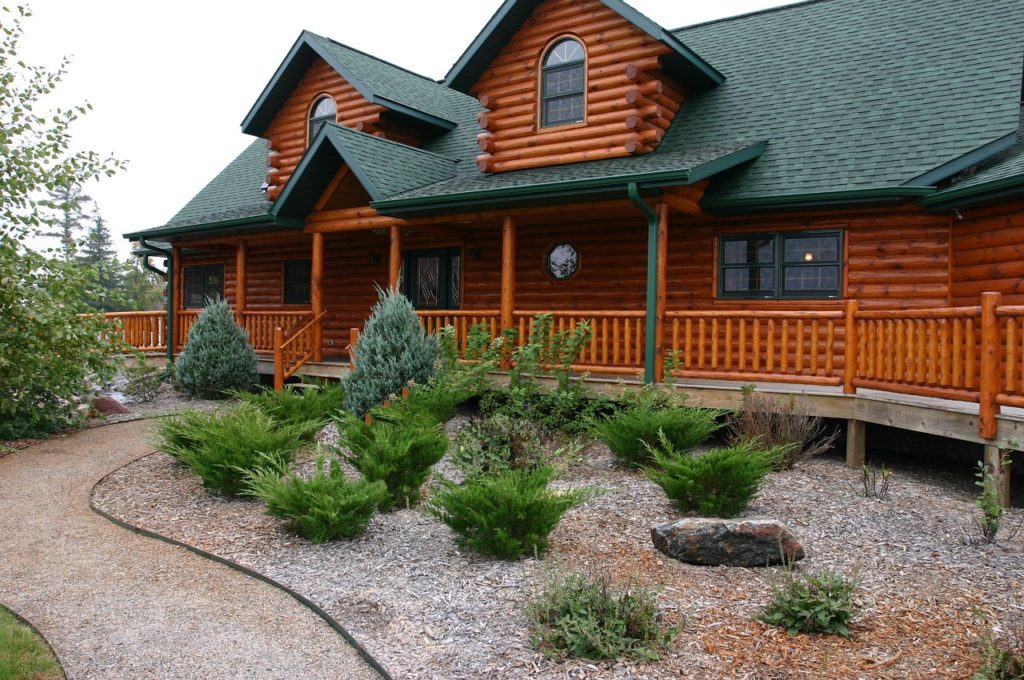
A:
[951,200,1024,306]
[472,0,683,173]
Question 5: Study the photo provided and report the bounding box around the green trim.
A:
[138,237,174,363]
[904,132,1018,187]
[628,183,659,385]
[922,171,1024,208]
[124,215,303,241]
[702,186,936,213]
[370,97,457,131]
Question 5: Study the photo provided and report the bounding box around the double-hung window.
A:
[540,38,585,128]
[183,264,225,308]
[718,230,842,299]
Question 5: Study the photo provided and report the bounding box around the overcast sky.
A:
[19,0,800,257]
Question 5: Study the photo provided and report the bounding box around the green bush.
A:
[121,358,164,403]
[644,438,785,517]
[429,465,584,559]
[244,455,387,543]
[175,298,258,399]
[452,413,547,478]
[156,404,307,496]
[343,287,436,416]
[726,387,839,469]
[402,381,473,425]
[527,570,679,661]
[337,413,447,511]
[233,381,344,437]
[760,570,855,637]
[590,402,723,467]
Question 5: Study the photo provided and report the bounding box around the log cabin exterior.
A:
[121,0,1024,499]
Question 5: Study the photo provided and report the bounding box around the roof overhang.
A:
[903,131,1019,187]
[444,0,725,94]
[922,171,1024,211]
[374,141,765,217]
[123,214,304,243]
[701,186,937,215]
[241,31,456,137]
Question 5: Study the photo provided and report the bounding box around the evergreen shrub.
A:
[244,455,387,543]
[175,298,257,399]
[590,399,724,467]
[156,403,306,495]
[233,380,344,437]
[343,287,436,416]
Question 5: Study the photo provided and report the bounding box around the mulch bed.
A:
[92,417,1024,679]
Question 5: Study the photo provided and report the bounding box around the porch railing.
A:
[81,311,167,352]
[173,310,312,352]
[513,310,646,374]
[417,309,500,354]
[274,311,327,391]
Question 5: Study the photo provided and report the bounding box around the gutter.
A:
[138,237,175,365]
[921,172,1024,210]
[701,186,936,214]
[124,214,303,241]
[627,182,659,385]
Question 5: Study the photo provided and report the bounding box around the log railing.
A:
[513,310,647,375]
[273,311,326,391]
[417,309,501,354]
[996,304,1024,408]
[80,311,167,352]
[238,311,312,352]
[665,310,844,386]
[176,310,201,351]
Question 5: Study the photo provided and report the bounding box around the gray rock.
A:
[651,518,804,567]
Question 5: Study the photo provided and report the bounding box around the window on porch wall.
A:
[717,230,842,299]
[183,264,224,308]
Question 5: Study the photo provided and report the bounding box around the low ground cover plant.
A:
[590,395,723,467]
[337,411,447,511]
[644,437,789,517]
[726,387,839,469]
[429,465,585,559]
[974,460,1005,543]
[527,570,679,661]
[156,404,307,496]
[760,569,856,637]
[0,605,61,680]
[175,298,258,399]
[244,455,387,543]
[974,610,1024,679]
[452,413,548,478]
[233,381,344,436]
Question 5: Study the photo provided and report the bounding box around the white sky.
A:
[19,0,801,257]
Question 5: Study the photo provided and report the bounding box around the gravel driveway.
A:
[0,420,380,680]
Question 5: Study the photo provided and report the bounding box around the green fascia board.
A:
[443,0,723,93]
[241,31,456,136]
[702,186,937,214]
[904,132,1019,187]
[921,171,1024,209]
[375,141,765,215]
[123,215,303,241]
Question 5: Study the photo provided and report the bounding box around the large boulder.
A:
[651,518,804,567]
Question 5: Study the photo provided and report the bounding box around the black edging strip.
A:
[0,602,68,679]
[89,463,393,680]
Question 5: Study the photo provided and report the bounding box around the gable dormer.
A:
[446,0,723,173]
[241,31,464,199]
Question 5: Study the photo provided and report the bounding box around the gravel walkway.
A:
[0,420,380,680]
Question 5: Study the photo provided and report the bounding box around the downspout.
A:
[628,182,659,384]
[138,237,174,365]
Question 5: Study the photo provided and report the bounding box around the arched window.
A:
[540,38,585,128]
[308,96,337,141]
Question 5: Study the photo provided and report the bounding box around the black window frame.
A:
[717,230,843,300]
[401,247,461,311]
[182,264,225,309]
[540,38,586,128]
[308,95,337,142]
[544,241,581,281]
[283,259,312,305]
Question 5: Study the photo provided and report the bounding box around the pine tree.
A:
[175,298,259,399]
[37,182,93,261]
[121,257,165,311]
[343,287,437,416]
[78,207,122,310]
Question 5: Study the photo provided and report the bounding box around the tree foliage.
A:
[175,298,258,399]
[0,5,125,438]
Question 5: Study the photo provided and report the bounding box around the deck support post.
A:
[388,226,402,290]
[979,291,1002,440]
[628,183,659,384]
[235,240,247,316]
[311,233,324,362]
[171,245,182,353]
[983,445,1012,508]
[843,299,858,394]
[846,419,866,468]
[500,215,516,369]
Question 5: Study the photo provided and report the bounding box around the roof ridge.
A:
[326,123,459,162]
[671,0,833,32]
[306,30,448,87]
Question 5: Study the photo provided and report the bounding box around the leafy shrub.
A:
[590,401,723,467]
[402,381,473,425]
[861,463,893,499]
[452,414,547,478]
[726,387,839,469]
[429,465,585,559]
[760,570,855,637]
[337,413,447,511]
[527,570,679,661]
[156,404,306,496]
[175,298,258,399]
[121,358,164,403]
[244,455,387,543]
[234,381,344,436]
[974,610,1024,680]
[344,287,436,416]
[644,437,785,517]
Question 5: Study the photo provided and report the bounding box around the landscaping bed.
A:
[92,417,1024,679]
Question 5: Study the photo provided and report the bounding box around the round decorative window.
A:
[545,242,579,280]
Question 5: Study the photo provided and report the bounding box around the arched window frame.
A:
[538,36,587,129]
[307,95,337,145]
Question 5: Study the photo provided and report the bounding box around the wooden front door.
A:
[402,248,461,310]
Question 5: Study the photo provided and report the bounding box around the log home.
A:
[122,0,1024,499]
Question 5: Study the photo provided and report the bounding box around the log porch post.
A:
[171,245,182,352]
[235,240,247,315]
[979,291,1002,440]
[501,215,516,369]
[843,299,859,394]
[654,203,668,382]
[311,232,325,362]
[388,226,402,290]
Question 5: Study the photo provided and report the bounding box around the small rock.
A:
[651,517,804,567]
[92,396,130,416]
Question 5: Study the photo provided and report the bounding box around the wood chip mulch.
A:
[92,418,1024,679]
